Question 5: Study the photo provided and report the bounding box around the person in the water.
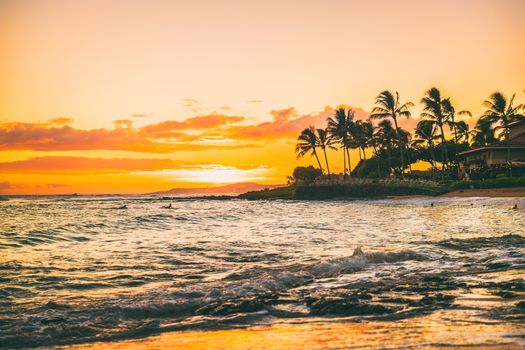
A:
[163,203,172,209]
[512,204,518,210]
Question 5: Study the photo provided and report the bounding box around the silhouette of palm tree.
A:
[376,120,397,175]
[443,98,471,175]
[371,90,413,177]
[471,119,496,147]
[420,87,450,179]
[480,92,525,176]
[414,120,438,175]
[316,128,337,178]
[296,126,324,173]
[327,108,355,177]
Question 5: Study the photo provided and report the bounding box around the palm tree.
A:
[480,92,525,175]
[420,87,450,179]
[370,90,413,177]
[471,119,496,147]
[443,99,471,145]
[327,108,354,177]
[295,126,323,173]
[455,121,470,144]
[413,120,438,174]
[376,120,397,175]
[442,98,471,176]
[316,128,337,177]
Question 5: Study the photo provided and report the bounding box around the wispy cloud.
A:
[183,98,200,107]
[48,117,74,125]
[0,157,180,174]
[129,113,151,118]
[135,164,272,183]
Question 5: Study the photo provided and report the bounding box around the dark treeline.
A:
[295,88,525,181]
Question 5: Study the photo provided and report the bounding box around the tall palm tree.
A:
[295,126,323,172]
[327,108,354,177]
[316,128,337,177]
[420,87,450,179]
[455,121,470,144]
[443,99,471,144]
[413,120,438,173]
[480,92,525,175]
[376,120,397,175]
[442,98,471,176]
[370,90,413,177]
[471,119,496,147]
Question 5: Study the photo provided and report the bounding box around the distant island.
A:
[151,182,285,196]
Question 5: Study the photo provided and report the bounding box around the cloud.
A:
[129,113,151,118]
[0,106,426,153]
[0,181,14,190]
[140,114,245,138]
[135,164,272,183]
[48,117,74,125]
[0,157,181,174]
[224,106,338,139]
[183,98,200,107]
[246,100,263,104]
[46,183,67,188]
[0,113,248,153]
[113,119,133,129]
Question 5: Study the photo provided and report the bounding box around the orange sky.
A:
[1,0,524,194]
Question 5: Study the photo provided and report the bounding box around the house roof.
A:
[459,145,525,156]
[459,120,525,156]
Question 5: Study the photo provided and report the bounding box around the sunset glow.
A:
[1,0,524,193]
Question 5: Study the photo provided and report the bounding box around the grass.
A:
[238,186,295,200]
[448,176,525,190]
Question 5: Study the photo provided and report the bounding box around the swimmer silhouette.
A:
[163,203,172,209]
[512,204,518,210]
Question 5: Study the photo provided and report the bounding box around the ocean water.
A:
[0,195,524,348]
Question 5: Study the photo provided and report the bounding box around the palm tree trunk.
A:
[342,144,347,179]
[313,150,323,174]
[322,147,331,178]
[439,124,448,180]
[506,127,512,177]
[346,146,352,178]
[393,117,404,179]
[372,145,381,176]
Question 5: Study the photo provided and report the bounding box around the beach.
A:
[442,187,525,198]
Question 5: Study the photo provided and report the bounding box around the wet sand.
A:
[442,187,525,198]
[65,313,524,350]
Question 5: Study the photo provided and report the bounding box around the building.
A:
[459,120,525,173]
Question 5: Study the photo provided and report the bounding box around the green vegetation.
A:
[294,88,525,180]
[238,177,525,200]
[294,183,447,200]
[238,186,295,200]
[241,89,525,201]
[449,176,525,190]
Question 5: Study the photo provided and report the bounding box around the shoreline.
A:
[442,187,525,197]
[64,314,525,350]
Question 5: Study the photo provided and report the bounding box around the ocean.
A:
[1,195,524,348]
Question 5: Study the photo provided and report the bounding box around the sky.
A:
[0,0,524,194]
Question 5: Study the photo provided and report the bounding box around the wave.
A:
[437,234,525,252]
[174,248,427,301]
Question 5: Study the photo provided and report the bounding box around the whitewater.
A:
[0,195,524,348]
